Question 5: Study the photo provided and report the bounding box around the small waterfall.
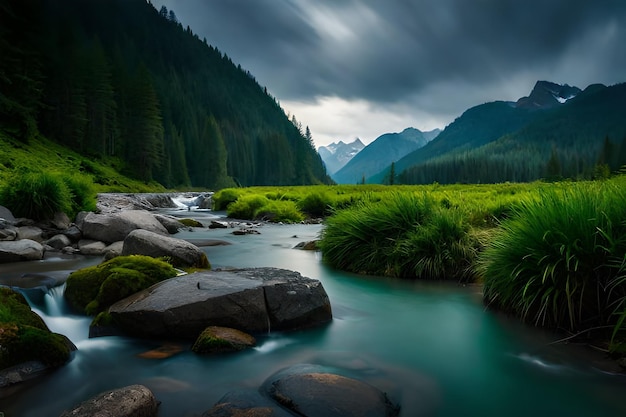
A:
[26,284,92,345]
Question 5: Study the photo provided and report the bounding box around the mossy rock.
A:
[191,326,256,354]
[0,288,72,370]
[65,255,178,315]
[179,218,203,227]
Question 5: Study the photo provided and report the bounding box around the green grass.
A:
[480,178,626,344]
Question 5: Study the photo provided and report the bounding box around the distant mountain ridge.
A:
[332,127,440,184]
[375,81,626,185]
[318,138,365,175]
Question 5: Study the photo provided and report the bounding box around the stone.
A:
[16,226,44,242]
[153,213,184,234]
[0,205,16,223]
[49,211,71,230]
[262,366,400,417]
[108,268,332,339]
[209,220,229,229]
[82,210,169,243]
[45,234,72,250]
[63,224,82,241]
[294,240,319,250]
[59,384,158,417]
[0,239,44,263]
[202,390,293,417]
[192,326,256,354]
[78,239,107,256]
[122,229,209,268]
[103,241,124,260]
[0,224,17,241]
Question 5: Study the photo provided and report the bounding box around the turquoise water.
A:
[1,211,625,416]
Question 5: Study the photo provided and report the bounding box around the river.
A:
[1,207,625,416]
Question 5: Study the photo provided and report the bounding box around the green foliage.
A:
[255,200,304,223]
[298,191,333,217]
[62,174,97,217]
[212,188,245,211]
[0,169,71,220]
[480,180,626,335]
[64,255,178,315]
[322,192,480,280]
[227,195,270,219]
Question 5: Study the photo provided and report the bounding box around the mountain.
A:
[397,82,626,184]
[516,81,582,109]
[318,138,365,175]
[333,128,439,184]
[0,0,331,189]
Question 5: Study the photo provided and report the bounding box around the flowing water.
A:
[1,207,625,417]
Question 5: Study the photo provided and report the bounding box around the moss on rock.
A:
[65,255,178,315]
[191,326,256,354]
[179,218,203,227]
[0,288,72,370]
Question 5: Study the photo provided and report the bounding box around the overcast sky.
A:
[150,0,626,147]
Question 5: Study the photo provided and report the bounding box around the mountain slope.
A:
[399,82,626,184]
[318,138,365,175]
[0,0,331,188]
[333,128,437,184]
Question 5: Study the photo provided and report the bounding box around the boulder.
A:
[59,384,158,417]
[209,220,229,229]
[0,205,16,223]
[63,224,82,241]
[0,223,17,241]
[0,239,44,263]
[153,213,184,234]
[103,241,124,260]
[49,211,71,230]
[108,268,332,339]
[192,326,256,354]
[78,239,107,256]
[294,240,319,250]
[45,234,72,250]
[122,229,209,268]
[82,210,169,243]
[262,365,400,417]
[17,226,44,242]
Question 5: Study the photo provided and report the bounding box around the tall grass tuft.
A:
[0,169,72,220]
[480,181,626,337]
[320,192,479,280]
[62,174,97,218]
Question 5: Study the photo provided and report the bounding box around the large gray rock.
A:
[82,210,169,243]
[153,213,184,234]
[108,268,332,339]
[122,229,209,268]
[0,205,16,223]
[78,239,107,256]
[59,384,158,417]
[0,239,44,263]
[45,234,72,250]
[17,226,44,242]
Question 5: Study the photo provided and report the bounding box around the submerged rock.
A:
[108,268,332,339]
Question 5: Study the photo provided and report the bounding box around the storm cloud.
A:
[151,0,626,145]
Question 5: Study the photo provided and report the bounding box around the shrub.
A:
[480,182,626,337]
[0,169,72,220]
[62,174,97,217]
[298,191,333,217]
[255,199,304,223]
[65,255,178,315]
[212,188,244,211]
[227,194,269,219]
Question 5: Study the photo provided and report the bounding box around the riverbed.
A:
[1,208,625,417]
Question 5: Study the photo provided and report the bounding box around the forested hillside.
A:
[398,83,626,184]
[0,0,331,188]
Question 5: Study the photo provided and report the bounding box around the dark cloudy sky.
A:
[151,0,626,146]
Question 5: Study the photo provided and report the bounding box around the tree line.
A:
[0,0,331,188]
